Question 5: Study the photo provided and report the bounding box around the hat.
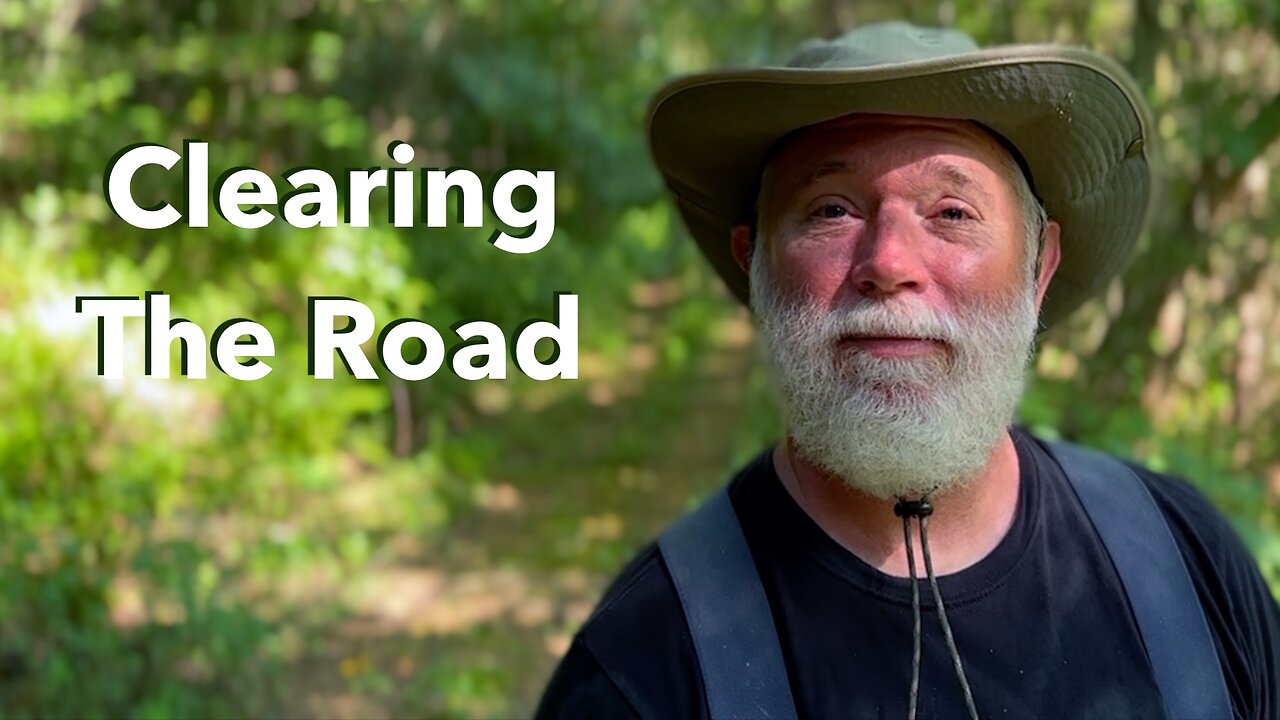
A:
[647,21,1155,327]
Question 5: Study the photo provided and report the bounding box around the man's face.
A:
[737,114,1060,499]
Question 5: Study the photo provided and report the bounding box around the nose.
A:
[849,208,928,298]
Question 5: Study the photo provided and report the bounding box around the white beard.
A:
[750,253,1039,500]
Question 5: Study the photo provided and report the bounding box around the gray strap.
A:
[659,488,798,719]
[1048,441,1232,720]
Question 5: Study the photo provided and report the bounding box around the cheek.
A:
[930,247,1026,308]
[772,240,856,302]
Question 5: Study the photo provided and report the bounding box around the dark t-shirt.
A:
[535,429,1280,719]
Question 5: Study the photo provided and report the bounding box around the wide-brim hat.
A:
[647,21,1155,327]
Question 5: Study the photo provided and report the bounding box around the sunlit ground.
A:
[87,289,764,719]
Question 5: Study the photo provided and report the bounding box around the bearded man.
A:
[536,22,1280,720]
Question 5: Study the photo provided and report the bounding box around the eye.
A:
[936,206,973,222]
[811,203,849,220]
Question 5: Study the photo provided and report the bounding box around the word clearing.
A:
[105,140,555,254]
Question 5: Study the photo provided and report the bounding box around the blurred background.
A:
[1,0,1278,717]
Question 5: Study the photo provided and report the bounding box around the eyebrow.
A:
[917,158,994,205]
[806,161,854,185]
[790,157,996,207]
[776,161,855,202]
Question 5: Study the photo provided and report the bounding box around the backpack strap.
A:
[658,487,798,720]
[1047,440,1232,720]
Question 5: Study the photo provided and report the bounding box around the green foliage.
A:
[1,0,1278,717]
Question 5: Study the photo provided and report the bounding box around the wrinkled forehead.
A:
[759,114,1031,204]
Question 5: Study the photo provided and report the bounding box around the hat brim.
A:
[647,45,1155,328]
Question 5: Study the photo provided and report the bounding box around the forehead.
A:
[762,114,1017,200]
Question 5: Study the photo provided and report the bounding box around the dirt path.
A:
[278,302,765,718]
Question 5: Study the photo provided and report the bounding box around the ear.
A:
[1034,219,1062,311]
[730,224,753,274]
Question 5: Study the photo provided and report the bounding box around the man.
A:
[537,22,1280,720]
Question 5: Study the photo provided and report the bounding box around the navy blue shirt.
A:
[536,429,1280,719]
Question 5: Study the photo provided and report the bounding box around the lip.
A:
[839,335,946,358]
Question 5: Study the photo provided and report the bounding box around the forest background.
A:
[2,0,1279,717]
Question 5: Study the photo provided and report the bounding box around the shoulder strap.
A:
[658,487,798,720]
[1047,440,1232,720]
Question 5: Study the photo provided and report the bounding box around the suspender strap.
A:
[658,443,1230,720]
[658,488,798,720]
[1048,440,1232,720]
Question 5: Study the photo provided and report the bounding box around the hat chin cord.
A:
[894,497,980,720]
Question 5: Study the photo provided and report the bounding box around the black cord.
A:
[900,514,922,720]
[920,515,981,720]
[895,498,980,720]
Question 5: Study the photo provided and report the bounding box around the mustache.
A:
[812,299,963,346]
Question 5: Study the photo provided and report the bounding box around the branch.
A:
[1212,92,1280,207]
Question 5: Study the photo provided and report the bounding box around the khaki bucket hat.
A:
[647,21,1156,327]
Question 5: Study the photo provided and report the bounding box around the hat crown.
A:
[785,22,981,69]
